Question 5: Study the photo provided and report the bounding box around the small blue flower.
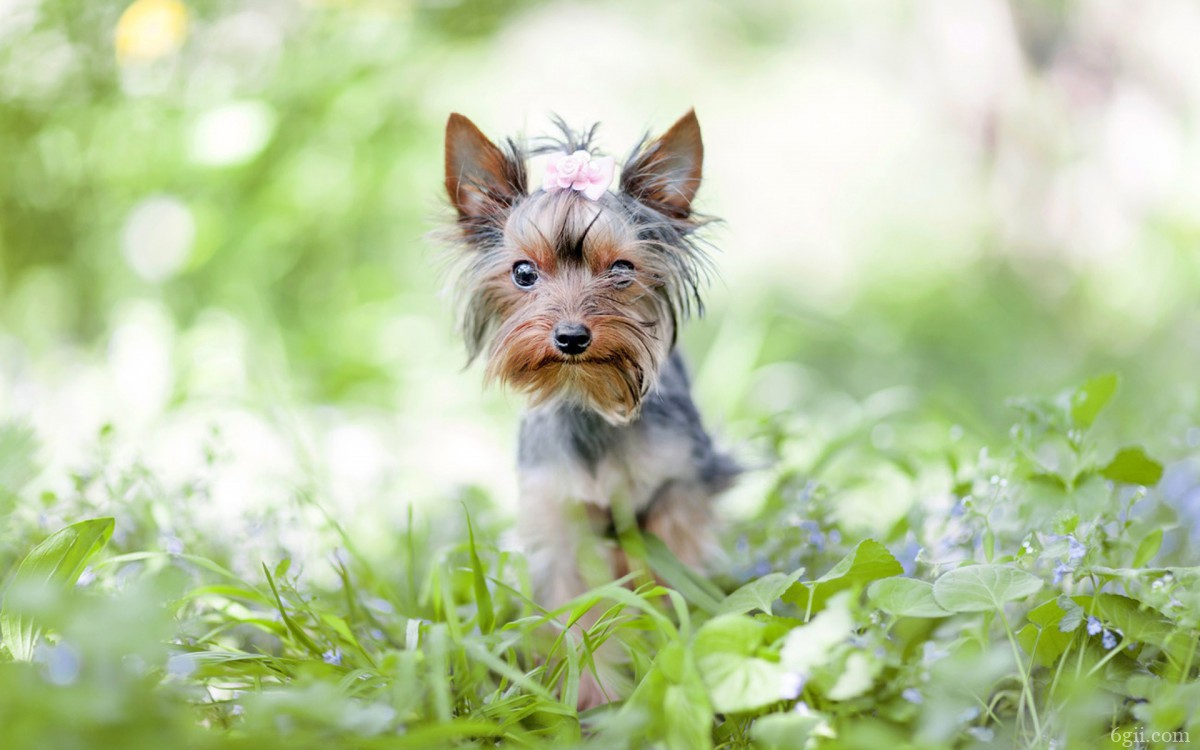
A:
[956,706,980,724]
[1066,536,1086,563]
[363,597,395,614]
[779,671,806,700]
[166,653,197,678]
[1053,562,1072,584]
[895,537,923,575]
[902,688,923,704]
[1086,616,1102,636]
[163,535,185,555]
[322,649,343,666]
[966,727,995,742]
[922,641,950,665]
[37,642,81,686]
[1102,630,1118,650]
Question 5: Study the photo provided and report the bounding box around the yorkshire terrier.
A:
[440,110,738,708]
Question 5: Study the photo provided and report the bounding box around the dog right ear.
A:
[445,113,526,221]
[620,109,703,220]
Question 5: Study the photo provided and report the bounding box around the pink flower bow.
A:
[542,150,615,200]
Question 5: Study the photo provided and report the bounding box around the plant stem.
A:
[999,610,1042,740]
[1178,632,1197,684]
[1085,638,1128,679]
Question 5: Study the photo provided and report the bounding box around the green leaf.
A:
[1,517,115,661]
[1101,447,1164,487]
[782,539,902,616]
[868,578,951,618]
[1086,594,1191,666]
[780,593,855,673]
[1022,593,1189,667]
[1057,596,1085,633]
[827,651,879,701]
[660,648,714,750]
[751,712,821,750]
[1070,373,1119,429]
[262,562,325,658]
[1133,528,1164,568]
[1018,598,1077,665]
[1017,622,1074,667]
[693,615,786,714]
[661,683,712,750]
[932,564,1043,613]
[717,568,804,616]
[624,637,711,742]
[464,513,494,634]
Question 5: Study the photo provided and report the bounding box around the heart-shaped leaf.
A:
[1132,528,1164,568]
[868,577,951,618]
[783,539,902,616]
[1101,447,1164,487]
[779,594,855,674]
[1070,373,1119,429]
[718,568,805,616]
[752,712,821,749]
[693,615,786,714]
[1017,597,1077,665]
[932,564,1043,613]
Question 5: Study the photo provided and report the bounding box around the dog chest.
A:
[517,403,701,513]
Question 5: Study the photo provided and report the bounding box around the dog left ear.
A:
[445,113,526,221]
[620,109,703,219]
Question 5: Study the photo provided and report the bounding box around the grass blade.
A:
[1,517,115,661]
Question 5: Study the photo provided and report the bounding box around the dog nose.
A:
[552,322,592,355]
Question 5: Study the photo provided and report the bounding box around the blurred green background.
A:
[2,2,1200,748]
[2,0,1200,543]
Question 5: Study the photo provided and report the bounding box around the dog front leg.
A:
[517,473,623,709]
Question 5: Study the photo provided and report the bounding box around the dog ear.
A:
[445,113,525,221]
[620,109,703,219]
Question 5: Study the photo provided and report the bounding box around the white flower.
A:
[779,671,807,700]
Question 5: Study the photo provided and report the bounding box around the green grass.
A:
[1,374,1197,749]
[2,2,1199,747]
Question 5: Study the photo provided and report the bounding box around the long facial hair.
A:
[482,241,674,423]
[441,111,712,422]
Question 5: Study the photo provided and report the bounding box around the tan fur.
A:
[479,192,675,424]
[441,112,732,710]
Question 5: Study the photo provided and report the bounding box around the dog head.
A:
[442,111,711,423]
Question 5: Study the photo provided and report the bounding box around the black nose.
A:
[553,322,592,355]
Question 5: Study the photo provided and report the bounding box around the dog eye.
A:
[610,260,635,287]
[511,261,539,288]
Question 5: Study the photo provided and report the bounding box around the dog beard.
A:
[484,315,667,424]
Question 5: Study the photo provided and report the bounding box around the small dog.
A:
[440,110,738,707]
